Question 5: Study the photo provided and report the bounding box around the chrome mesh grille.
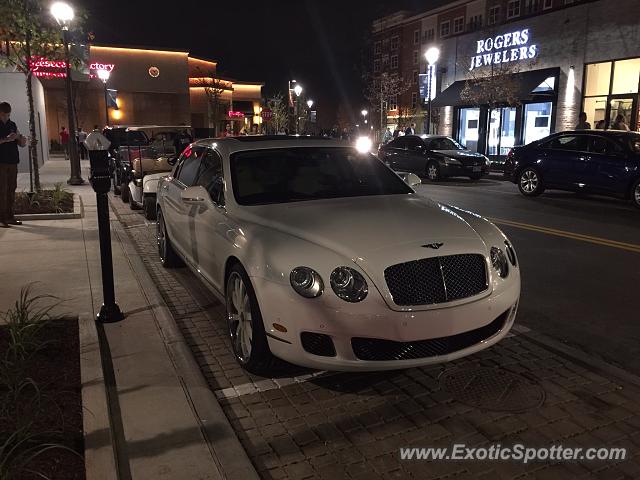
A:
[384,254,488,306]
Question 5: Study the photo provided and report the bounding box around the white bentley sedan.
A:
[156,137,520,373]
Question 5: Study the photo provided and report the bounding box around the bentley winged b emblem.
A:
[422,242,444,249]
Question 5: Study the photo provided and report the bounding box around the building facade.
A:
[371,0,640,158]
[27,45,263,144]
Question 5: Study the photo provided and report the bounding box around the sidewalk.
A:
[3,158,257,479]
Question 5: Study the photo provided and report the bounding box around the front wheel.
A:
[426,161,441,182]
[226,265,275,374]
[518,168,545,197]
[157,209,182,268]
[631,178,640,209]
[469,173,482,181]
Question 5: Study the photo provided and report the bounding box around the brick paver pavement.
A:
[113,200,640,480]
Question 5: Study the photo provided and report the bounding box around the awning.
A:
[431,67,559,108]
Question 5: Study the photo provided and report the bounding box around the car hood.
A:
[234,194,490,294]
[434,149,486,163]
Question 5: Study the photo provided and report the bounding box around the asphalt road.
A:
[413,174,640,375]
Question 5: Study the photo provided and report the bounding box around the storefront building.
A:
[371,0,640,158]
[30,45,263,143]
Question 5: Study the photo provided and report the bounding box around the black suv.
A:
[505,130,640,209]
[378,135,490,181]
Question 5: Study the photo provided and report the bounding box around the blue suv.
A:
[505,130,640,209]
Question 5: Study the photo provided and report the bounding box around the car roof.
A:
[551,129,638,137]
[193,136,350,155]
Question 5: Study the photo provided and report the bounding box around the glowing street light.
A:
[97,69,111,127]
[307,99,314,109]
[294,84,303,97]
[361,109,368,125]
[51,1,83,185]
[424,47,440,135]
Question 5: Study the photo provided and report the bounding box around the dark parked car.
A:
[505,130,640,209]
[103,127,151,201]
[378,135,490,181]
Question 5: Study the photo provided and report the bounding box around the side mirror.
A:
[180,185,207,205]
[405,172,422,187]
[167,155,178,166]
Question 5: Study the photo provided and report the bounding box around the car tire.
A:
[113,175,121,195]
[631,178,640,209]
[517,167,545,197]
[129,196,141,210]
[143,195,157,220]
[226,264,276,374]
[469,173,482,181]
[157,209,182,268]
[426,161,441,182]
[120,182,130,203]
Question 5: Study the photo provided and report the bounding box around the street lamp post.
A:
[424,47,440,135]
[294,84,303,134]
[306,99,314,135]
[97,69,111,127]
[51,1,84,185]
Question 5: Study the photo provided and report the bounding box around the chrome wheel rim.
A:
[157,213,166,261]
[428,164,438,180]
[520,170,538,193]
[635,183,640,205]
[227,272,253,363]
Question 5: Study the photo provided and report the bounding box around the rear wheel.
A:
[157,209,182,268]
[426,161,441,182]
[632,178,640,209]
[112,174,121,195]
[120,181,130,203]
[143,195,157,220]
[518,168,545,197]
[226,264,275,374]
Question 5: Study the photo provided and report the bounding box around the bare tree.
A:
[0,0,70,191]
[193,68,228,136]
[265,93,288,134]
[364,72,412,134]
[460,60,525,109]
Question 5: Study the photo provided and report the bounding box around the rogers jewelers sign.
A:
[469,29,537,70]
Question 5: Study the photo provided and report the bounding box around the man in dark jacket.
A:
[0,102,27,228]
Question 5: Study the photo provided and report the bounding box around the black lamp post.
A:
[97,69,111,127]
[51,1,84,185]
[424,47,440,135]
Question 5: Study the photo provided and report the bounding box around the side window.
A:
[406,137,423,151]
[195,150,225,205]
[589,136,625,156]
[546,135,588,152]
[175,146,206,186]
[392,137,408,149]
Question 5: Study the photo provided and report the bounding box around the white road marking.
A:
[214,370,335,400]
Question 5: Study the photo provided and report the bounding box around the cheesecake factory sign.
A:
[469,28,538,71]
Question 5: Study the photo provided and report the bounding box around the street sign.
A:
[261,108,273,119]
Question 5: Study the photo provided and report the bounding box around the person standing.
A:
[77,127,88,160]
[59,126,70,159]
[0,102,27,228]
[173,129,193,155]
[382,127,393,144]
[574,112,591,130]
[405,123,416,135]
[611,114,630,131]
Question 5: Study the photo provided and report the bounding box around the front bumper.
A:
[251,274,520,371]
[440,163,489,177]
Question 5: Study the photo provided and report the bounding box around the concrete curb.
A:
[16,194,83,220]
[110,216,260,480]
[78,312,118,480]
[513,325,640,390]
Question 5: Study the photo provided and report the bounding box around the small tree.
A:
[0,0,67,191]
[193,68,228,136]
[265,93,288,134]
[364,72,411,136]
[460,60,524,110]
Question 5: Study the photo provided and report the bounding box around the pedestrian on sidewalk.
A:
[77,127,88,160]
[574,112,591,130]
[59,126,70,159]
[0,102,27,228]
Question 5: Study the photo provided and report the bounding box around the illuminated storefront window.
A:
[583,58,640,131]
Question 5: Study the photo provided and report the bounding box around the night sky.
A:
[81,0,452,127]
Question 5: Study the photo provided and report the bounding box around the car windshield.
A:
[430,137,465,150]
[231,147,413,205]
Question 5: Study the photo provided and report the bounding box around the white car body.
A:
[156,138,520,372]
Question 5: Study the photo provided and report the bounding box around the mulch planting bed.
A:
[14,191,74,215]
[0,318,85,480]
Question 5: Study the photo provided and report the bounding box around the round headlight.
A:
[490,247,509,278]
[290,267,324,298]
[330,266,368,302]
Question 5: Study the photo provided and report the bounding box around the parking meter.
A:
[85,132,124,323]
